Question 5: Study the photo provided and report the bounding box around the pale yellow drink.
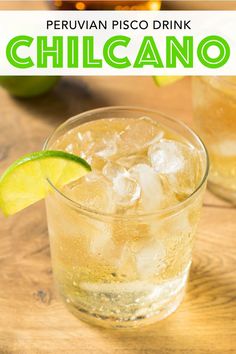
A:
[193,77,236,203]
[45,107,208,328]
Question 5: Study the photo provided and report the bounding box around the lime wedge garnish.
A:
[0,150,91,216]
[153,76,183,87]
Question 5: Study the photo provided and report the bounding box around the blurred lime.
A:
[153,76,183,87]
[0,76,60,98]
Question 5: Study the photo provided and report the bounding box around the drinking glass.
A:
[193,76,236,203]
[44,107,208,328]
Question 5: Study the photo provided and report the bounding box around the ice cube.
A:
[116,116,164,156]
[76,130,120,168]
[135,239,166,278]
[117,154,150,169]
[116,243,137,277]
[84,170,101,183]
[68,130,94,164]
[103,161,141,208]
[89,230,114,256]
[63,172,116,257]
[150,207,192,241]
[148,139,185,174]
[162,209,194,275]
[63,172,115,213]
[113,173,141,207]
[94,135,119,159]
[77,131,94,155]
[129,164,164,212]
[148,139,201,198]
[102,161,127,181]
[77,131,92,144]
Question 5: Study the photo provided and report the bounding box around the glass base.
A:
[65,289,184,329]
[61,271,188,329]
[208,180,236,205]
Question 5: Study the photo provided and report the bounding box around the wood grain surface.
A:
[0,76,235,354]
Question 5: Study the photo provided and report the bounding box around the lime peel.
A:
[0,76,59,98]
[153,76,183,87]
[0,150,91,216]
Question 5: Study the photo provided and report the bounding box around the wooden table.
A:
[0,76,235,354]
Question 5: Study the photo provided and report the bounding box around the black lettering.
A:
[163,20,169,30]
[46,20,53,30]
[184,20,191,29]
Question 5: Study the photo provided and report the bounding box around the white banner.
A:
[0,10,236,75]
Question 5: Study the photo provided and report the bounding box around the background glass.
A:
[193,77,236,203]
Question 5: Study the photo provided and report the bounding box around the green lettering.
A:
[103,36,131,68]
[68,36,79,68]
[83,37,102,68]
[37,36,63,68]
[197,35,230,68]
[166,36,193,68]
[134,36,163,68]
[6,35,34,68]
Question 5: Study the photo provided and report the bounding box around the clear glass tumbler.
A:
[44,107,208,328]
[193,77,236,203]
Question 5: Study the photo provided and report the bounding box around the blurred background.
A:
[1,0,236,10]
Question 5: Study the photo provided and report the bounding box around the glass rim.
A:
[43,106,209,220]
